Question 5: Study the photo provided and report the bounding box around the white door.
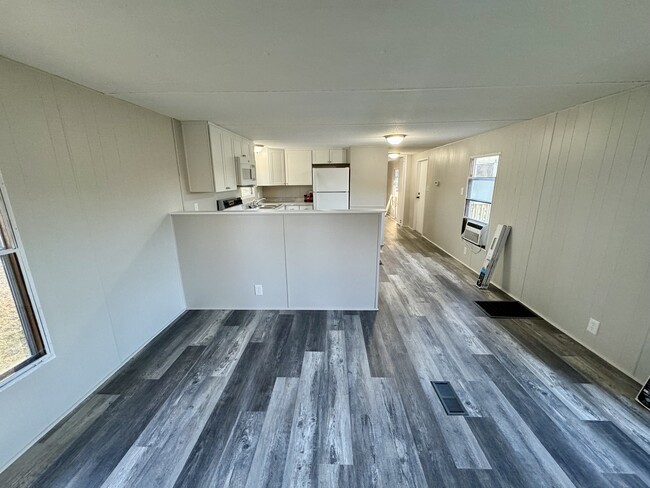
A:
[414,158,428,233]
[314,192,349,210]
[313,167,349,192]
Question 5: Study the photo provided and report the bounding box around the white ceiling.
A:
[1,1,650,150]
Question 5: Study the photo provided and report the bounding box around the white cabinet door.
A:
[182,122,215,193]
[285,150,313,185]
[232,138,242,158]
[221,132,237,190]
[255,148,270,186]
[208,125,227,192]
[312,149,330,164]
[329,149,347,163]
[269,149,286,185]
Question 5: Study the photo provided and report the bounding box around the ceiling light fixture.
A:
[384,134,406,145]
[254,144,264,153]
[388,152,401,160]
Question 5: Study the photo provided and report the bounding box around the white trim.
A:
[0,172,55,388]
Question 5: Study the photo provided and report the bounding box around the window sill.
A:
[0,352,55,392]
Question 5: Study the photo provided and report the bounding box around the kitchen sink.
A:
[256,204,283,209]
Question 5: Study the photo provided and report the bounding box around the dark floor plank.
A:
[0,394,119,488]
[359,310,395,378]
[33,346,206,488]
[465,416,531,488]
[587,421,650,486]
[476,354,614,487]
[283,351,325,487]
[604,473,650,488]
[319,330,353,465]
[212,411,265,487]
[245,377,300,488]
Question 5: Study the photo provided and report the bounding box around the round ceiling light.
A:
[388,152,401,160]
[384,134,406,145]
[254,144,264,153]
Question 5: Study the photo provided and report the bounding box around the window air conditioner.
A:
[462,220,488,247]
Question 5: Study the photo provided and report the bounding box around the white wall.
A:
[410,85,650,383]
[172,212,382,310]
[0,57,186,469]
[349,146,389,208]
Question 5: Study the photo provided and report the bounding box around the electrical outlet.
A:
[463,247,467,255]
[460,187,464,196]
[254,284,263,296]
[587,318,600,335]
[193,203,199,211]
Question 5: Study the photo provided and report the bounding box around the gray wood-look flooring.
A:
[2,219,649,487]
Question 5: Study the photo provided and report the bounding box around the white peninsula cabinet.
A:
[181,121,253,193]
[312,148,347,164]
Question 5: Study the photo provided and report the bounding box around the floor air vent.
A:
[475,300,538,318]
[432,382,467,416]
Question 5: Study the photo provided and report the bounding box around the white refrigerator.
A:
[313,165,350,210]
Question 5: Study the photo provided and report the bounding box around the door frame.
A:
[414,158,428,234]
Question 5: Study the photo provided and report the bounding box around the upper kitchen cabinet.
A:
[285,150,313,185]
[268,148,286,185]
[312,148,347,164]
[182,121,253,193]
[255,148,270,185]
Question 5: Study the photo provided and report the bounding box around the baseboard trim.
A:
[0,308,188,474]
[416,231,641,386]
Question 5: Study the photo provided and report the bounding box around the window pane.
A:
[465,201,492,223]
[467,179,495,202]
[0,254,32,375]
[470,155,499,178]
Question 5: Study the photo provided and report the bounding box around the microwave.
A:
[235,156,256,187]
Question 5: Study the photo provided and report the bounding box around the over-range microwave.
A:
[235,156,256,187]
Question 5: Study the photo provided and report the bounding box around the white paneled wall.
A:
[0,58,185,469]
[411,85,650,382]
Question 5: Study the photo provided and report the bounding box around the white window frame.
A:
[0,174,54,391]
[464,153,500,226]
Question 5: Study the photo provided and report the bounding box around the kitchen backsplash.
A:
[259,185,312,202]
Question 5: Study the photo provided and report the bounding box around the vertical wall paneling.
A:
[0,57,186,470]
[411,85,650,382]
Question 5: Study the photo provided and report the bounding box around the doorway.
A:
[413,158,428,233]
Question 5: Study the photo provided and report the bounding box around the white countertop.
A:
[171,208,385,216]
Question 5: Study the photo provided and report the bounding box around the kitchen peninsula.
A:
[171,208,383,310]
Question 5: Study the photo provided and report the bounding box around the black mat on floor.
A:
[475,300,538,318]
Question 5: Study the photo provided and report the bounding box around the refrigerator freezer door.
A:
[314,192,350,210]
[313,167,350,192]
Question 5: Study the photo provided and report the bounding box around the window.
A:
[0,189,47,383]
[465,154,499,224]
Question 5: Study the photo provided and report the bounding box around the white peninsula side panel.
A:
[171,211,382,310]
[284,213,381,309]
[172,214,288,309]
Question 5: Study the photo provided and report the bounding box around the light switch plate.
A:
[460,187,464,196]
[587,318,600,335]
[254,284,263,296]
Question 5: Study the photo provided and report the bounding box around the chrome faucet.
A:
[249,198,266,208]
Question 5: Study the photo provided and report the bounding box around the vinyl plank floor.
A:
[3,219,649,488]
